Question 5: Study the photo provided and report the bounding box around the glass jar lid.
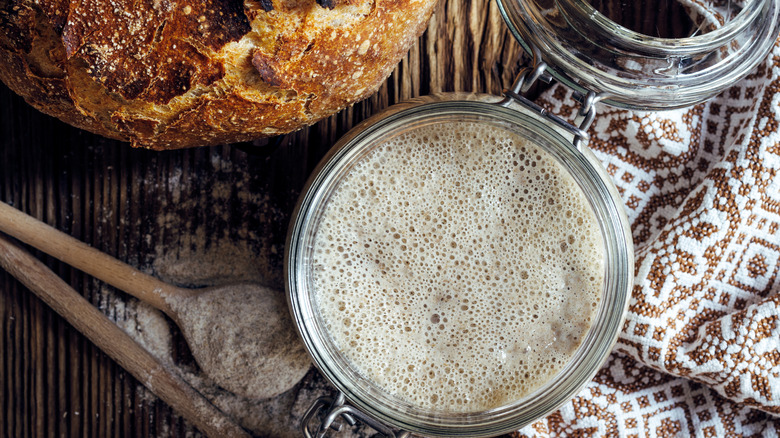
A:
[497,0,780,109]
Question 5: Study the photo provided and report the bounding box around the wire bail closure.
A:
[499,46,605,150]
[302,392,410,438]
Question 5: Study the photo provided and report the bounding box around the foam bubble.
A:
[311,121,605,413]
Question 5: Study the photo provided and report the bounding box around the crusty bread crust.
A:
[0,0,436,150]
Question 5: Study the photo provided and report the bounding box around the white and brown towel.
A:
[519,34,780,437]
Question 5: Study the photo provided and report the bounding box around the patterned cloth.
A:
[517,36,780,437]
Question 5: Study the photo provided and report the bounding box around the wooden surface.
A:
[0,234,252,438]
[0,0,523,436]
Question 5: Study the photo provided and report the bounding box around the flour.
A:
[92,149,349,437]
[166,282,312,399]
[98,284,173,361]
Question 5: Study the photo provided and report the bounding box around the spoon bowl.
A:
[169,282,312,398]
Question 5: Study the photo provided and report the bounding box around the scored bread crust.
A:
[0,0,437,150]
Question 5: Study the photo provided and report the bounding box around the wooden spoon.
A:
[0,233,251,438]
[0,201,311,399]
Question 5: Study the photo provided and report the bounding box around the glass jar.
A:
[285,0,778,436]
[286,94,634,437]
[498,0,780,109]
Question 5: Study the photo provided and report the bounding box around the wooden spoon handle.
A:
[0,233,251,438]
[0,201,187,315]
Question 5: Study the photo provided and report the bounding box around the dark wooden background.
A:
[0,0,526,436]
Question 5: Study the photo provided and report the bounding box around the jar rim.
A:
[286,97,634,436]
[568,0,762,53]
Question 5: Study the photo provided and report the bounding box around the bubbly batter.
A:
[311,121,605,412]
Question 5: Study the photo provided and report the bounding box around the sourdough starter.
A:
[311,121,605,412]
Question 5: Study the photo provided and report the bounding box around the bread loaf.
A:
[0,0,436,150]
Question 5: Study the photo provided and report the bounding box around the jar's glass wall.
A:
[497,0,780,109]
[586,0,745,38]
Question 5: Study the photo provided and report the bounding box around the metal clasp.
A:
[570,89,603,149]
[499,46,607,150]
[302,392,410,438]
